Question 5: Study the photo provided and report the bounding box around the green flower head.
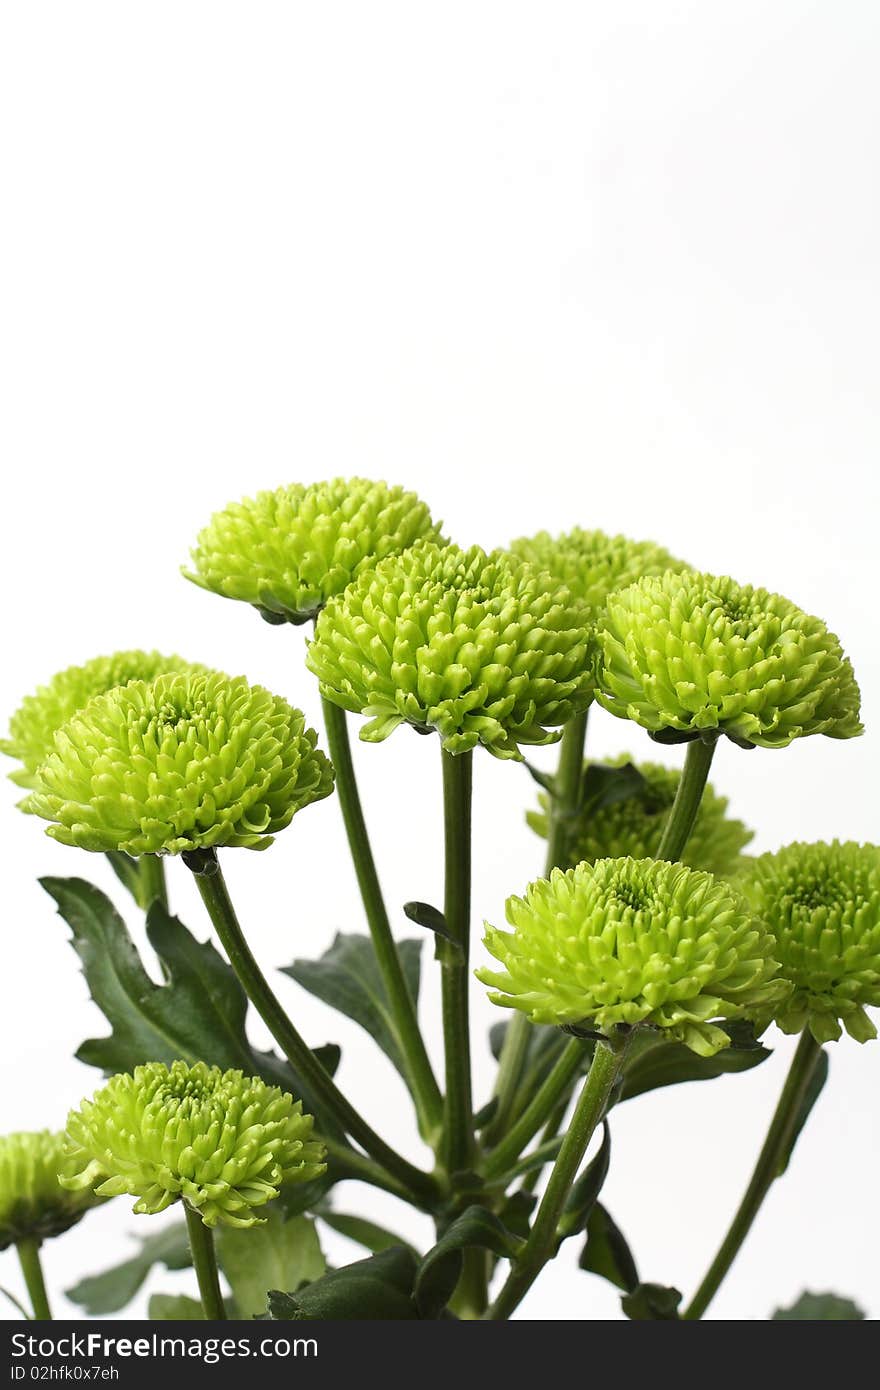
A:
[62,1061,326,1229]
[1,651,206,792]
[183,477,440,624]
[740,841,880,1043]
[478,857,787,1056]
[307,541,593,759]
[527,757,753,877]
[509,527,688,616]
[0,1131,100,1250]
[593,571,862,749]
[25,671,333,854]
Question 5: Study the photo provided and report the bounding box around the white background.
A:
[1,3,878,1321]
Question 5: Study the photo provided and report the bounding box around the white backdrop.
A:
[1,2,878,1321]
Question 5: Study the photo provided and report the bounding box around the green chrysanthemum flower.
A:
[593,571,862,749]
[183,477,440,624]
[307,541,592,759]
[1,651,206,791]
[478,857,787,1056]
[0,1131,99,1250]
[62,1062,326,1229]
[527,757,753,877]
[739,841,880,1043]
[509,527,688,616]
[25,671,333,854]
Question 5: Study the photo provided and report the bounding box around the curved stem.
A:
[320,697,442,1143]
[16,1238,51,1320]
[139,854,169,912]
[483,1038,585,1182]
[487,711,589,1145]
[683,1030,823,1320]
[184,1203,226,1319]
[486,1035,627,1320]
[185,850,441,1210]
[439,748,474,1177]
[655,737,717,862]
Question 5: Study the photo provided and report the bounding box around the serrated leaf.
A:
[579,1203,638,1294]
[776,1047,829,1177]
[41,877,343,1134]
[316,1209,418,1258]
[772,1290,865,1320]
[619,1024,771,1103]
[148,1293,205,1320]
[282,933,421,1084]
[217,1210,325,1319]
[622,1282,682,1320]
[557,1122,611,1243]
[415,1208,524,1319]
[267,1247,420,1320]
[66,1223,191,1315]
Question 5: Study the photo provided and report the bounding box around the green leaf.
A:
[283,933,421,1083]
[557,1122,611,1243]
[266,1247,420,1320]
[0,1285,31,1319]
[772,1290,865,1320]
[105,851,144,905]
[579,760,651,817]
[621,1282,682,1320]
[316,1208,418,1258]
[619,1023,771,1103]
[66,1222,191,1315]
[415,1207,524,1319]
[148,1293,205,1320]
[776,1048,829,1177]
[402,902,459,948]
[41,877,343,1134]
[578,1203,639,1294]
[522,760,556,794]
[217,1210,325,1319]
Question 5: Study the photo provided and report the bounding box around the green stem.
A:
[486,1035,627,1320]
[439,747,474,1178]
[139,854,169,912]
[483,1038,585,1182]
[185,850,441,1210]
[655,737,717,862]
[16,1238,51,1320]
[184,1203,227,1319]
[683,1030,823,1320]
[487,710,589,1145]
[323,1136,413,1204]
[320,697,442,1143]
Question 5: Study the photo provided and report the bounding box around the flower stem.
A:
[139,854,169,912]
[185,850,441,1210]
[320,696,442,1143]
[487,710,589,1145]
[683,1029,824,1320]
[486,1034,628,1320]
[483,1038,586,1182]
[16,1238,51,1320]
[184,1204,227,1319]
[655,736,717,862]
[439,747,474,1178]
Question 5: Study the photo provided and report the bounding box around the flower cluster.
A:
[593,571,862,749]
[740,841,880,1043]
[0,1131,99,1250]
[183,478,439,624]
[1,651,205,791]
[308,541,592,759]
[478,857,786,1056]
[509,527,688,616]
[527,756,753,877]
[62,1061,326,1228]
[26,671,333,854]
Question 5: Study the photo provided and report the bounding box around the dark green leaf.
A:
[415,1207,523,1319]
[558,1122,611,1243]
[282,933,421,1084]
[66,1223,191,1315]
[522,761,556,794]
[776,1048,829,1177]
[473,1096,499,1130]
[266,1247,420,1320]
[619,1024,771,1104]
[772,1290,865,1321]
[578,1203,638,1294]
[402,902,458,947]
[497,1191,537,1242]
[217,1210,325,1319]
[148,1293,205,1320]
[41,878,343,1134]
[622,1282,682,1320]
[316,1209,418,1258]
[579,760,651,817]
